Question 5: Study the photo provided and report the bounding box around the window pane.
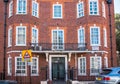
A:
[79,28,85,46]
[31,58,38,75]
[52,30,64,50]
[17,0,27,14]
[90,57,101,75]
[17,27,26,45]
[77,2,84,17]
[32,28,38,43]
[53,5,62,18]
[79,57,86,75]
[89,1,98,15]
[91,28,99,45]
[32,1,38,17]
[16,57,26,75]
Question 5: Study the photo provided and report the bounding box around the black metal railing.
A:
[29,43,87,51]
[67,68,101,81]
[1,68,102,84]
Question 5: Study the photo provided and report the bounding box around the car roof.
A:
[103,67,120,71]
[0,80,17,82]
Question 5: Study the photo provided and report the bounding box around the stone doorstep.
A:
[41,81,47,84]
[41,80,95,84]
[72,81,95,84]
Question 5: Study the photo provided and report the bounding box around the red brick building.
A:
[0,0,117,84]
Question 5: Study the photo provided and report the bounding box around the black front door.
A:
[52,57,65,81]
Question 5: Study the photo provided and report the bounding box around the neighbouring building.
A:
[0,0,117,84]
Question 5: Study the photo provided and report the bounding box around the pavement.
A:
[78,81,94,84]
[41,80,95,84]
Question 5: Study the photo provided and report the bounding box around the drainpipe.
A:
[3,0,9,80]
[106,0,113,67]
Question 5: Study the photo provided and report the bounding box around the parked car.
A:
[0,80,17,84]
[95,67,120,84]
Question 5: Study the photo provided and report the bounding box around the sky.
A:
[114,0,120,14]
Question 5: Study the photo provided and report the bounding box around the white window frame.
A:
[8,57,12,76]
[8,27,12,47]
[78,27,85,47]
[104,28,107,47]
[104,56,108,68]
[89,0,99,15]
[90,26,100,46]
[77,1,84,18]
[53,4,62,19]
[9,1,13,17]
[32,1,39,17]
[15,57,27,76]
[90,56,102,75]
[16,0,27,14]
[52,29,64,50]
[32,27,38,44]
[102,1,106,18]
[78,57,86,75]
[31,57,39,76]
[16,26,26,46]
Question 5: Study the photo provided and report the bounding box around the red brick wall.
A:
[6,0,117,70]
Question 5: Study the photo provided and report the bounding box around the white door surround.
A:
[49,55,68,81]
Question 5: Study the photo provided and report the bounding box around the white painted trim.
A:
[7,51,21,54]
[68,53,71,62]
[8,56,12,76]
[102,1,106,18]
[46,53,49,62]
[49,55,68,81]
[103,28,107,47]
[7,50,108,54]
[8,27,12,47]
[104,56,108,68]
[9,1,13,17]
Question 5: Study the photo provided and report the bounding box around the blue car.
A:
[95,67,120,84]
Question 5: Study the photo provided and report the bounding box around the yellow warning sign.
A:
[22,50,32,62]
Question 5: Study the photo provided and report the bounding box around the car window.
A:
[8,82,17,84]
[9,83,14,84]
[118,71,120,74]
[100,69,112,75]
